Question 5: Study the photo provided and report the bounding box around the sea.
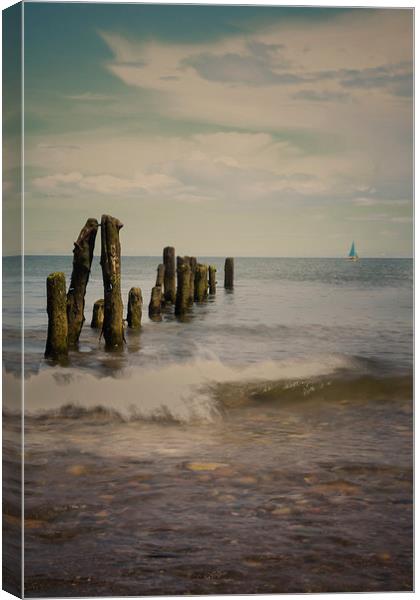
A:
[3,256,413,595]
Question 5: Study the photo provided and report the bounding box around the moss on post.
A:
[127,287,142,329]
[91,299,104,329]
[100,214,124,349]
[163,246,176,304]
[208,265,217,295]
[175,256,191,316]
[188,257,197,305]
[67,218,99,346]
[149,286,162,321]
[224,257,234,289]
[194,263,208,302]
[156,263,165,288]
[45,272,68,359]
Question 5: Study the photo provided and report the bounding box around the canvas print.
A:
[3,2,413,597]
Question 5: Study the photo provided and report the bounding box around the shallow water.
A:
[2,256,414,595]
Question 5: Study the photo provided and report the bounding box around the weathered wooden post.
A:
[188,257,197,305]
[91,299,104,329]
[224,257,234,289]
[156,263,165,288]
[163,246,176,304]
[67,218,99,346]
[208,265,217,295]
[45,272,68,359]
[149,286,162,321]
[194,263,208,302]
[100,214,124,349]
[175,257,191,316]
[127,287,142,329]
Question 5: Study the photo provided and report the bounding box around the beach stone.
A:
[99,495,114,502]
[24,519,44,529]
[185,462,229,472]
[67,465,89,476]
[243,559,264,568]
[378,552,392,562]
[271,507,292,516]
[235,475,257,485]
[312,480,360,495]
[218,494,235,502]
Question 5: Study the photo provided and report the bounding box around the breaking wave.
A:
[3,354,412,424]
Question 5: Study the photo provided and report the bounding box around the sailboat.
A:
[347,241,359,261]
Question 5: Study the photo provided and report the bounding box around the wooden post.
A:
[45,272,68,359]
[163,246,176,304]
[127,287,142,329]
[188,257,197,305]
[194,263,208,302]
[149,286,162,321]
[67,218,99,346]
[100,214,124,349]
[175,257,191,316]
[224,257,234,289]
[156,263,165,288]
[208,265,217,295]
[91,299,104,329]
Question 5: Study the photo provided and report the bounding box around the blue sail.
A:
[348,241,356,257]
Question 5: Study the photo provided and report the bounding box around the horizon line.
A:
[4,254,414,260]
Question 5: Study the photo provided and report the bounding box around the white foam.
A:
[4,354,353,423]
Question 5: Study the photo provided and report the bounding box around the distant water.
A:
[3,256,413,595]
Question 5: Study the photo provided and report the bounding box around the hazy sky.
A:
[7,4,413,256]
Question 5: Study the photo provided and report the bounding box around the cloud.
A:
[64,92,114,102]
[32,171,181,196]
[95,9,412,154]
[348,213,412,223]
[293,89,351,102]
[33,172,83,190]
[181,40,293,87]
[38,143,80,150]
[352,196,379,206]
[336,62,412,96]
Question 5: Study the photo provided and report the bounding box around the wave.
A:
[3,354,412,424]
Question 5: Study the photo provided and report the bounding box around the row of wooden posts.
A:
[45,215,234,359]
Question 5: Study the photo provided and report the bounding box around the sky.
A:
[4,3,413,256]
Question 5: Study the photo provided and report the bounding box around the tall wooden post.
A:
[149,286,162,321]
[224,257,234,289]
[175,257,191,316]
[100,214,124,349]
[208,265,217,295]
[188,257,197,305]
[67,218,98,346]
[163,246,176,304]
[45,272,68,359]
[194,263,208,302]
[127,287,142,329]
[91,299,104,329]
[156,263,165,288]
